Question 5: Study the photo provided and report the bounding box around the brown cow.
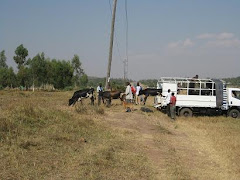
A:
[102,91,124,107]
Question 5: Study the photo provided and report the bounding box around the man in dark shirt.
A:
[170,92,177,120]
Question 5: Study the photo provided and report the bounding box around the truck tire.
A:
[180,108,193,117]
[228,109,240,118]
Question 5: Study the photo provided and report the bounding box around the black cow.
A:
[102,91,124,106]
[69,88,94,106]
[139,88,162,105]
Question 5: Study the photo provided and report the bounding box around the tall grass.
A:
[75,103,105,115]
[0,91,154,179]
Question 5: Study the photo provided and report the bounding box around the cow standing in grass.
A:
[139,88,162,105]
[102,90,124,107]
[69,88,94,106]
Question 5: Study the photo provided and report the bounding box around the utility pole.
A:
[105,0,117,90]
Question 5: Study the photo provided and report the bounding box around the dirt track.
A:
[103,105,240,180]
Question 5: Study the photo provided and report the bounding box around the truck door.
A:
[229,89,240,106]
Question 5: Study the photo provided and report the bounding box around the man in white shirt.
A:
[135,82,142,105]
[97,83,104,105]
[125,82,133,112]
[165,89,171,116]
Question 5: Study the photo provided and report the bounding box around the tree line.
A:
[223,77,240,87]
[0,44,129,91]
[0,44,89,90]
[4,45,236,90]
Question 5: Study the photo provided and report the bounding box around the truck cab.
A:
[228,88,240,106]
[227,88,240,118]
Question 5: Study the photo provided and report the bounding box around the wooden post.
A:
[105,0,117,90]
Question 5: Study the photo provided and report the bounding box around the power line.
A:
[125,0,129,63]
[124,0,129,81]
[123,59,128,81]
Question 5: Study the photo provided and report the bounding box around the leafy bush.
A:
[64,86,74,91]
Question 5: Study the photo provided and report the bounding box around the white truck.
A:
[154,77,240,118]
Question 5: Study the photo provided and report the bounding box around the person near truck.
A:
[166,89,171,116]
[170,92,177,120]
[135,82,142,105]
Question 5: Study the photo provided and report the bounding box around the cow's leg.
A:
[90,96,94,105]
[106,98,111,107]
[72,99,77,106]
[98,95,103,106]
[77,97,83,105]
[144,94,149,105]
[89,93,94,105]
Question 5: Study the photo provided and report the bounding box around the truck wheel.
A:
[228,109,240,118]
[180,108,193,117]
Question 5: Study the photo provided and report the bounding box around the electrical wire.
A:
[125,0,129,63]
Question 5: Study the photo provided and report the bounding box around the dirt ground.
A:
[102,100,240,180]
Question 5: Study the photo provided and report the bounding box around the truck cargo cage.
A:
[157,77,225,97]
[156,77,226,109]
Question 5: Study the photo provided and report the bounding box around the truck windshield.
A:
[232,91,240,100]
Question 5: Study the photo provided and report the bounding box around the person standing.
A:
[125,82,133,112]
[170,92,177,120]
[135,82,142,105]
[166,89,171,116]
[97,83,104,105]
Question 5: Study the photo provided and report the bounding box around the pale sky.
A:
[1,0,240,80]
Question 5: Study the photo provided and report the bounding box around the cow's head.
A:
[69,98,74,106]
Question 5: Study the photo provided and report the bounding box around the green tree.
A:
[0,67,17,89]
[0,68,8,89]
[17,66,31,88]
[13,44,28,69]
[28,52,48,86]
[6,67,17,88]
[79,74,88,87]
[50,59,74,89]
[0,50,8,68]
[71,54,84,87]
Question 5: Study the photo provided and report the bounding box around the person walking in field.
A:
[97,83,104,105]
[170,92,177,120]
[135,82,142,105]
[125,82,133,112]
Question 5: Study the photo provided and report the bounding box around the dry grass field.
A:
[1,91,240,179]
